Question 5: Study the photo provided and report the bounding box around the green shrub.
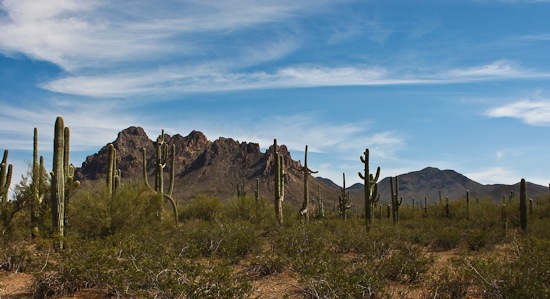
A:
[378,243,434,283]
[431,226,462,251]
[34,230,253,298]
[68,183,159,239]
[178,195,222,222]
[298,255,388,298]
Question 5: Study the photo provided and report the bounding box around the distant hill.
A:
[347,167,547,206]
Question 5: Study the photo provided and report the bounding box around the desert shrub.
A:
[223,195,274,227]
[178,194,222,222]
[0,242,31,272]
[431,226,462,251]
[464,227,502,251]
[246,253,285,278]
[34,230,252,298]
[275,224,332,274]
[378,243,434,283]
[178,219,258,262]
[461,235,550,298]
[502,236,550,298]
[427,264,470,299]
[298,256,388,298]
[68,183,159,239]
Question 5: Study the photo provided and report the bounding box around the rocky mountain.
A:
[76,127,340,205]
[76,127,548,208]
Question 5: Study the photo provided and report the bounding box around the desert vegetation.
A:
[1,117,550,298]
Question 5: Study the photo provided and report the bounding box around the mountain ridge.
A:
[76,127,548,206]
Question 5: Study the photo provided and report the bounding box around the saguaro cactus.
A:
[317,185,325,219]
[390,176,402,224]
[294,145,318,222]
[255,178,260,203]
[107,144,121,197]
[423,196,428,217]
[50,117,65,249]
[31,128,46,238]
[273,139,285,226]
[358,148,380,230]
[338,173,352,220]
[0,149,13,225]
[0,149,12,207]
[236,178,246,198]
[142,130,178,223]
[519,178,527,232]
[466,190,470,220]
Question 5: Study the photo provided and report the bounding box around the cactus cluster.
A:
[236,178,246,198]
[273,139,285,226]
[389,175,402,224]
[358,148,380,230]
[142,130,178,223]
[107,144,122,197]
[50,116,80,249]
[338,173,352,220]
[294,145,318,222]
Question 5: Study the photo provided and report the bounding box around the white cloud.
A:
[0,0,334,71]
[486,99,550,126]
[41,60,550,99]
[444,60,542,80]
[465,167,517,185]
[0,99,146,151]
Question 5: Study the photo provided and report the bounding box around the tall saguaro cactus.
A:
[50,117,65,249]
[466,190,470,220]
[31,128,46,239]
[107,144,121,197]
[1,149,13,219]
[294,145,318,222]
[273,139,285,226]
[519,178,527,232]
[0,149,12,205]
[390,175,402,224]
[358,148,380,230]
[338,173,351,220]
[142,130,178,224]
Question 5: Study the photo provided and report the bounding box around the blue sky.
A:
[1,0,550,188]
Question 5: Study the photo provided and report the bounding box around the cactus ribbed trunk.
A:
[296,145,318,222]
[359,148,380,231]
[51,116,65,249]
[273,139,284,226]
[142,131,178,224]
[107,144,115,197]
[520,178,527,232]
[390,176,401,224]
[31,128,42,239]
[466,190,470,220]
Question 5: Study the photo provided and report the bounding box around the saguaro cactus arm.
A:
[141,131,178,224]
[294,145,318,221]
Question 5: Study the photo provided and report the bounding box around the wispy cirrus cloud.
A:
[486,99,550,126]
[0,0,331,71]
[42,60,550,98]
